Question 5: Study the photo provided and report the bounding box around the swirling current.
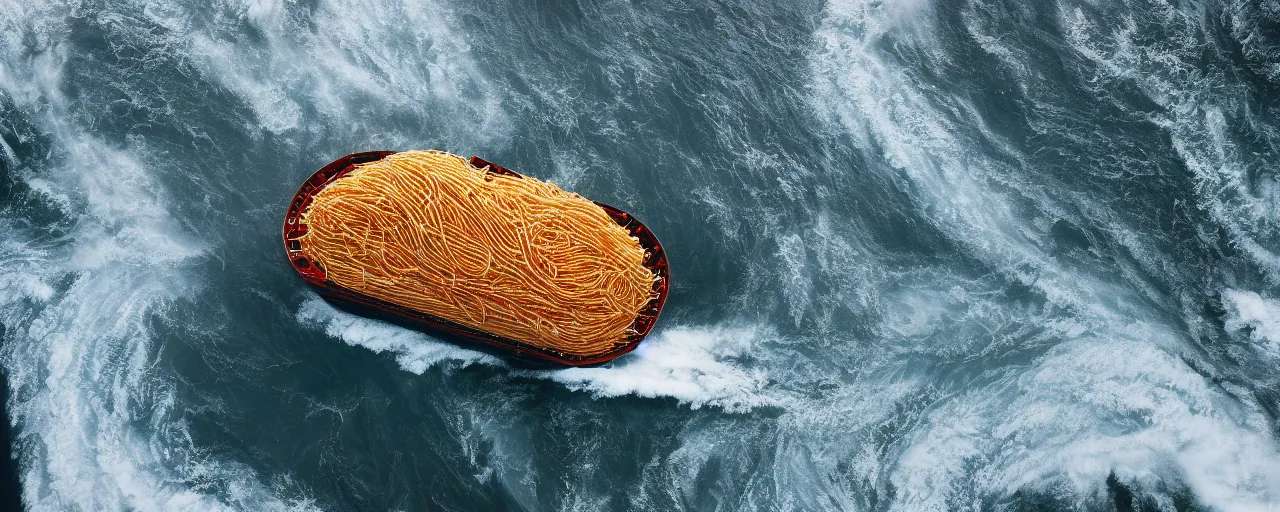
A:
[1,0,1279,510]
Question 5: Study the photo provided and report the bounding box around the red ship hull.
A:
[283,151,670,367]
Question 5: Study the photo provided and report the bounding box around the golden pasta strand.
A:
[299,151,656,357]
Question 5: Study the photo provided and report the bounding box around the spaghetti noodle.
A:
[298,150,657,357]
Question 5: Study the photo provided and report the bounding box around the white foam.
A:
[295,296,500,372]
[777,233,812,327]
[0,243,54,300]
[0,127,16,163]
[533,326,777,412]
[1222,289,1280,357]
[296,296,779,411]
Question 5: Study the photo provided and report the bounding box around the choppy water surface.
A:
[2,0,1279,510]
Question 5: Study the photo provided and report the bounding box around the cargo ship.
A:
[283,151,670,367]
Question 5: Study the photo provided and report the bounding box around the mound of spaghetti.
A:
[298,150,657,357]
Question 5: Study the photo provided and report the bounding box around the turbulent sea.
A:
[2,0,1280,510]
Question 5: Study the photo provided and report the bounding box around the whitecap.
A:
[1222,289,1280,357]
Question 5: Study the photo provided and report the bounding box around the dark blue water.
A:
[2,0,1279,510]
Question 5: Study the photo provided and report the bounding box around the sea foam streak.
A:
[296,296,500,371]
[296,297,775,411]
[147,0,508,147]
[532,326,775,411]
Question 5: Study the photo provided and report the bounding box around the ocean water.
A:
[1,0,1279,510]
